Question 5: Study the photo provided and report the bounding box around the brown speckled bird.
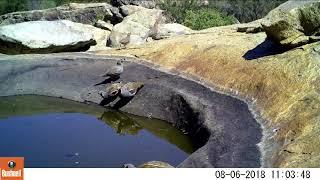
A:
[120,82,144,98]
[99,82,124,98]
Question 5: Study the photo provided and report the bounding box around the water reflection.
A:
[0,95,197,167]
[100,110,196,154]
[99,111,143,135]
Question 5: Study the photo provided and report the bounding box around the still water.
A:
[0,96,196,167]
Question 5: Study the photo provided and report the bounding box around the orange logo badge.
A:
[0,157,24,180]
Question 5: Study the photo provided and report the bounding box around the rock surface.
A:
[59,20,111,51]
[0,3,113,26]
[0,20,97,54]
[107,7,163,47]
[0,2,184,49]
[236,20,264,34]
[111,0,160,9]
[95,17,320,167]
[94,20,114,31]
[0,0,319,168]
[0,53,262,168]
[108,20,150,47]
[262,0,320,48]
[138,161,174,168]
[120,5,149,16]
[153,23,193,39]
[107,5,189,47]
[124,7,163,29]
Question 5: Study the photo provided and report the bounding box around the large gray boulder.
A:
[0,20,97,54]
[60,20,111,52]
[0,3,113,26]
[107,7,163,47]
[108,20,150,47]
[152,23,193,40]
[262,0,320,48]
[124,7,163,29]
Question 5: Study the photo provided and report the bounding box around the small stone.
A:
[123,163,136,168]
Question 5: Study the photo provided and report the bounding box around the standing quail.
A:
[101,60,124,77]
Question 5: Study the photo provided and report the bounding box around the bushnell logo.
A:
[0,157,24,180]
[8,161,16,170]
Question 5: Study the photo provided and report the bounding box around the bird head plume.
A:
[117,58,125,65]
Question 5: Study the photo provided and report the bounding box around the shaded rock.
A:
[94,20,114,31]
[0,3,113,26]
[0,20,96,54]
[262,0,320,48]
[109,7,124,24]
[111,0,159,9]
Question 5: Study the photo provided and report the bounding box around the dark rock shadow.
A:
[99,96,118,106]
[112,86,144,110]
[94,76,120,86]
[170,94,210,149]
[112,97,134,110]
[243,39,286,60]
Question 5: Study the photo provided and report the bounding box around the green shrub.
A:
[159,0,198,24]
[0,0,28,15]
[159,0,235,30]
[159,0,287,26]
[183,8,235,30]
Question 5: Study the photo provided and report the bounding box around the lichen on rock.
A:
[262,0,320,48]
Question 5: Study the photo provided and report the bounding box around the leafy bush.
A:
[159,0,288,29]
[159,0,235,30]
[159,0,198,24]
[183,8,235,30]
